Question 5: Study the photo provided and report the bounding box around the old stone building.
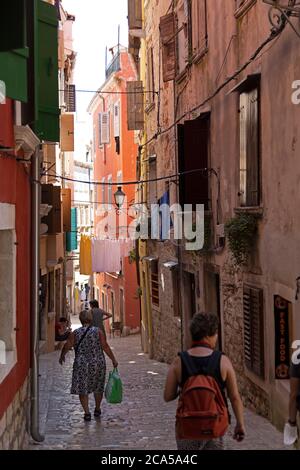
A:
[128,0,300,432]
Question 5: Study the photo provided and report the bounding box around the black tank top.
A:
[179,350,226,393]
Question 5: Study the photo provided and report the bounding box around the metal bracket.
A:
[263,0,300,37]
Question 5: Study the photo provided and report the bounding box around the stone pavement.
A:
[30,334,293,450]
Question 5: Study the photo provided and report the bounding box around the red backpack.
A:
[176,351,229,440]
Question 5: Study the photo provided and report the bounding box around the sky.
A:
[62,0,129,158]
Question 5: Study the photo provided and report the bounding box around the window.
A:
[111,291,115,323]
[239,86,260,207]
[160,12,176,82]
[178,114,210,211]
[148,156,157,206]
[151,260,160,307]
[99,112,110,145]
[114,101,120,154]
[191,0,208,58]
[0,207,17,382]
[177,3,189,75]
[127,81,144,130]
[243,285,264,378]
[146,46,155,107]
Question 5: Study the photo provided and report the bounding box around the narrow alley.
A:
[31,334,290,451]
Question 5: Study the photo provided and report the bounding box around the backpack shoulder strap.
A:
[179,351,199,377]
[206,350,222,377]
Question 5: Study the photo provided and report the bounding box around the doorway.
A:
[183,271,196,348]
[204,269,222,350]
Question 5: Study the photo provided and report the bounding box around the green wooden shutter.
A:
[0,48,29,102]
[33,0,59,142]
[0,1,26,52]
[66,208,78,252]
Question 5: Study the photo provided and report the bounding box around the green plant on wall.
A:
[225,213,259,266]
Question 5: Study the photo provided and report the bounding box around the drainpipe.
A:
[30,145,45,442]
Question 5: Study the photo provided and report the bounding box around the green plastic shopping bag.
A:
[105,368,123,404]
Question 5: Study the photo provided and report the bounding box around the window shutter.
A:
[65,84,76,112]
[246,88,259,206]
[160,13,176,82]
[61,188,71,233]
[34,0,60,142]
[58,29,65,69]
[114,102,120,137]
[0,49,29,102]
[128,0,143,30]
[192,0,208,54]
[99,112,110,144]
[243,285,264,378]
[42,184,62,234]
[0,1,26,52]
[60,113,74,151]
[127,81,144,130]
[66,208,78,251]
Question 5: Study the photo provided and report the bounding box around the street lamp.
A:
[114,186,126,209]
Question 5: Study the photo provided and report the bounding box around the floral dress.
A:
[71,326,106,395]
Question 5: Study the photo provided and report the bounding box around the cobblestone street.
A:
[29,334,293,451]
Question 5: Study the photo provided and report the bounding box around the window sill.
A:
[0,351,17,385]
[234,0,257,19]
[175,68,188,85]
[192,47,208,65]
[234,206,264,216]
[145,102,155,114]
[244,364,269,394]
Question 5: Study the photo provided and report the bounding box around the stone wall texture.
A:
[0,376,30,450]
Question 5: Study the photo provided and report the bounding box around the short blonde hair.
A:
[79,310,93,325]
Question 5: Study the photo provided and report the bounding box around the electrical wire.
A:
[44,167,219,187]
[138,28,284,151]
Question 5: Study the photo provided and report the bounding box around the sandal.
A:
[83,412,91,422]
[94,408,101,418]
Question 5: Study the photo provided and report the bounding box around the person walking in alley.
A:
[59,310,118,421]
[89,299,112,337]
[283,353,300,445]
[164,312,245,450]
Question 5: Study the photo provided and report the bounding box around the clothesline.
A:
[79,235,135,275]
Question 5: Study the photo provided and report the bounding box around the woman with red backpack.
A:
[164,312,245,450]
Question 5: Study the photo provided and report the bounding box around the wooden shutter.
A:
[246,88,259,206]
[114,102,120,137]
[66,207,78,251]
[127,81,144,130]
[160,13,176,82]
[42,184,62,234]
[243,285,264,378]
[192,0,207,54]
[65,84,76,112]
[146,47,155,104]
[151,261,159,307]
[0,1,26,52]
[58,29,65,69]
[60,113,74,151]
[128,0,143,30]
[61,188,71,232]
[34,0,59,142]
[99,112,110,144]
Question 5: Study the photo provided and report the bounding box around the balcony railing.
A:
[105,53,121,79]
